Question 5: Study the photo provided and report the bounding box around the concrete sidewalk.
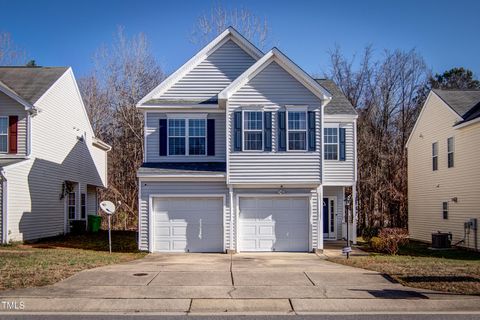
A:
[1,252,479,314]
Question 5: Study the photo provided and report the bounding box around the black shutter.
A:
[233,111,242,151]
[339,127,346,161]
[207,119,215,156]
[159,119,167,156]
[277,111,286,151]
[264,112,272,152]
[307,111,316,151]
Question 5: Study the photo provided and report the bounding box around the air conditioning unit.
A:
[431,232,451,249]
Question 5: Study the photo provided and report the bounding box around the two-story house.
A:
[407,89,480,251]
[0,66,110,243]
[136,28,357,253]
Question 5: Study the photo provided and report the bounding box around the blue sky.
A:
[1,0,479,78]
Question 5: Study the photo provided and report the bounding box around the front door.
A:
[323,197,336,239]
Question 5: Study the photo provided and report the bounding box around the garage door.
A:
[152,197,223,252]
[239,197,309,252]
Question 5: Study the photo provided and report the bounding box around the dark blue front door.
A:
[323,198,329,235]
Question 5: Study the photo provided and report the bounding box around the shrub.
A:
[373,228,409,255]
[362,226,380,242]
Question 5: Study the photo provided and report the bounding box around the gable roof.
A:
[137,27,263,107]
[315,79,357,116]
[0,67,68,105]
[433,89,480,118]
[219,48,332,102]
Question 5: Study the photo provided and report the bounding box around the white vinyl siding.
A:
[138,181,231,251]
[145,112,226,162]
[228,61,322,184]
[323,121,356,184]
[161,39,256,101]
[0,92,28,157]
[408,92,480,251]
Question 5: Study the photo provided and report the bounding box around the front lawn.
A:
[0,231,146,291]
[329,241,480,295]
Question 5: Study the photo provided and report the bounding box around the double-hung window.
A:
[81,193,86,219]
[68,192,76,220]
[447,137,454,168]
[168,118,206,156]
[432,142,438,171]
[442,201,448,219]
[324,127,339,160]
[287,111,307,151]
[243,111,263,151]
[0,117,8,153]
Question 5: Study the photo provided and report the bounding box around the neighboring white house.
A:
[0,66,110,243]
[136,28,358,253]
[407,89,480,251]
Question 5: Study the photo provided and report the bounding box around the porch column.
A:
[317,185,324,252]
[228,186,235,253]
[352,183,357,245]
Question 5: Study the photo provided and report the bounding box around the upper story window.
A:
[243,111,263,151]
[447,137,454,168]
[287,111,307,151]
[324,127,338,160]
[432,142,438,171]
[0,117,8,153]
[168,118,206,156]
[68,192,76,220]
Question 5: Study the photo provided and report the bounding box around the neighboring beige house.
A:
[407,89,480,251]
[0,66,110,243]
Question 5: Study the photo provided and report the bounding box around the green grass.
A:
[0,231,146,291]
[329,241,480,295]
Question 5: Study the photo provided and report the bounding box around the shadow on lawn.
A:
[350,288,429,299]
[27,230,140,253]
[400,275,480,283]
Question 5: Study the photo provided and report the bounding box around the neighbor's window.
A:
[188,119,206,155]
[81,193,86,219]
[442,201,448,219]
[432,142,438,171]
[447,137,454,168]
[287,111,307,151]
[243,111,263,151]
[0,117,8,153]
[324,127,339,160]
[168,119,186,155]
[68,192,76,220]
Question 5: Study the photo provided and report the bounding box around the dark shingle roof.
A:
[138,162,226,175]
[315,79,357,115]
[433,89,480,118]
[143,98,218,106]
[0,67,68,104]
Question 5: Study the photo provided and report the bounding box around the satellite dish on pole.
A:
[100,201,116,215]
[100,201,116,253]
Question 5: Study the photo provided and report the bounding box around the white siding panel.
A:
[323,122,355,183]
[228,62,322,185]
[145,112,226,162]
[161,40,256,101]
[0,92,28,157]
[138,181,229,251]
[87,186,98,216]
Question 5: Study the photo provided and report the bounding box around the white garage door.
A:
[152,197,223,252]
[239,197,309,252]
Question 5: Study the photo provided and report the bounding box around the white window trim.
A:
[447,137,454,168]
[80,193,87,220]
[0,116,9,154]
[167,118,207,156]
[432,141,439,171]
[67,192,76,220]
[286,110,308,152]
[323,124,340,161]
[442,201,449,219]
[242,110,264,152]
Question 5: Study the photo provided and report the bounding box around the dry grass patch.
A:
[329,241,480,295]
[0,231,146,290]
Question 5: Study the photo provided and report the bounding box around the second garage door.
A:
[152,197,223,252]
[239,197,309,252]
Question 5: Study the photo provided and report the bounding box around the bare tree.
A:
[190,2,269,49]
[80,27,164,230]
[327,46,429,230]
[0,31,26,65]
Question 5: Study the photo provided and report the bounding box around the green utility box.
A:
[88,215,102,232]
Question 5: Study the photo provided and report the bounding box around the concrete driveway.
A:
[2,253,479,313]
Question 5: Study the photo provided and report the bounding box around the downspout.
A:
[1,169,8,244]
[229,186,234,253]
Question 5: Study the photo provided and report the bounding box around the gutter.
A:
[1,169,7,244]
